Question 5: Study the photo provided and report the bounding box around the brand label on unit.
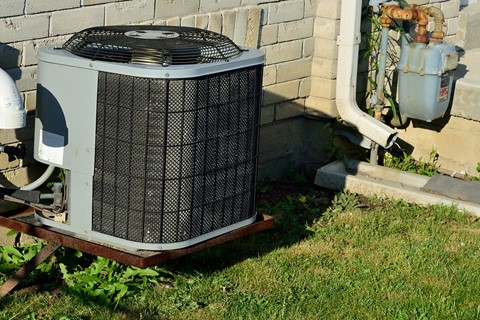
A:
[38,130,64,165]
[124,30,180,39]
[438,74,450,102]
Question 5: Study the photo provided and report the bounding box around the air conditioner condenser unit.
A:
[33,26,264,251]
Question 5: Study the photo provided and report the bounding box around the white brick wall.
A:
[200,0,241,13]
[52,6,105,36]
[105,0,155,25]
[0,0,464,120]
[1,14,50,42]
[0,0,466,182]
[26,0,81,15]
[0,0,25,18]
[268,0,305,23]
[155,0,200,19]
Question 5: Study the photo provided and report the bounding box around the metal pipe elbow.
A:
[413,9,429,43]
[382,5,415,20]
[381,4,414,27]
[425,6,445,42]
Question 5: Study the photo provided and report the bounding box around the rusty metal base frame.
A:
[0,208,273,296]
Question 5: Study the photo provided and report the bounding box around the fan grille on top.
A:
[62,25,242,66]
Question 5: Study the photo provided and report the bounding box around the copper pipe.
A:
[424,6,445,42]
[381,4,431,43]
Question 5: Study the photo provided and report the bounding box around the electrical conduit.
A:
[336,0,397,149]
[19,164,56,191]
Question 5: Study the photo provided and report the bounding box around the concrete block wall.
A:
[0,0,318,186]
[0,0,469,180]
[305,0,480,177]
[308,0,463,119]
[398,1,480,176]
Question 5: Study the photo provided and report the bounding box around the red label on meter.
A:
[438,74,450,102]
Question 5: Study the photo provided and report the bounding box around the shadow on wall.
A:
[257,91,337,182]
[0,43,48,189]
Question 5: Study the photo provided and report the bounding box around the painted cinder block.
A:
[51,6,105,36]
[315,0,341,20]
[0,0,25,18]
[155,0,200,19]
[0,42,22,69]
[105,0,155,25]
[82,0,121,5]
[263,80,301,105]
[0,14,49,43]
[278,17,314,42]
[200,0,241,13]
[277,59,312,83]
[268,0,304,24]
[26,0,80,15]
[264,40,303,65]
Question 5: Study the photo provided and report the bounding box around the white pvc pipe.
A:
[0,68,26,129]
[336,0,397,149]
[20,165,56,191]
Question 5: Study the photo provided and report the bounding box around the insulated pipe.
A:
[19,165,56,191]
[336,0,397,149]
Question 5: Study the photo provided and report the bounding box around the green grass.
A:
[1,185,480,320]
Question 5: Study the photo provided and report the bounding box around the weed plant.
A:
[1,184,480,319]
[384,148,439,176]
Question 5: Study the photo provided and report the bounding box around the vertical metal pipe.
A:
[374,27,390,115]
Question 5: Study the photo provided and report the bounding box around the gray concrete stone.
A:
[180,15,195,27]
[52,6,105,35]
[221,9,236,40]
[263,80,300,105]
[277,59,311,83]
[315,159,480,218]
[200,0,241,13]
[0,0,24,18]
[264,40,303,65]
[234,7,248,46]
[257,117,304,180]
[456,2,480,49]
[155,0,200,19]
[315,0,341,20]
[259,24,278,46]
[105,0,154,25]
[208,12,222,33]
[0,14,49,43]
[451,48,480,121]
[0,42,22,69]
[422,174,480,204]
[195,14,209,29]
[82,0,121,5]
[245,6,261,48]
[5,66,37,92]
[278,17,314,43]
[26,0,80,15]
[268,0,304,24]
[275,99,305,121]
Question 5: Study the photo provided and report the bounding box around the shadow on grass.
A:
[164,180,335,276]
[1,178,336,317]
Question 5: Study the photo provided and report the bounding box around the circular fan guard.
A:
[62,26,243,66]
